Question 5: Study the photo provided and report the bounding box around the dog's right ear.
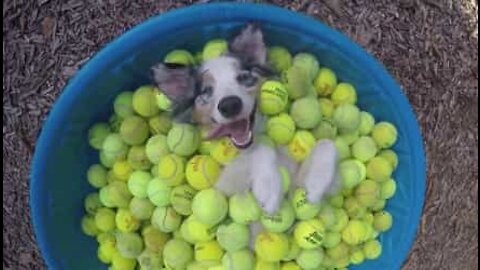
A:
[150,63,197,102]
[229,23,267,67]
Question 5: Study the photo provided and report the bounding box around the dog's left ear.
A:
[229,23,267,67]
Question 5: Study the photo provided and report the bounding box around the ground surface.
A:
[3,0,478,269]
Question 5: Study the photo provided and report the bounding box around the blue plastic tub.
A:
[30,3,426,270]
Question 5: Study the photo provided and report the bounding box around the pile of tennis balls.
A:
[81,39,399,270]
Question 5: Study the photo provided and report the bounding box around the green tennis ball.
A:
[102,133,128,161]
[132,85,160,117]
[280,262,301,270]
[373,211,393,232]
[115,208,140,233]
[170,184,197,216]
[322,232,342,248]
[344,196,367,219]
[112,160,132,181]
[326,193,344,208]
[359,111,375,135]
[97,236,117,263]
[266,113,296,144]
[290,97,322,129]
[99,150,115,168]
[222,249,255,270]
[363,239,382,259]
[257,134,276,148]
[380,178,397,199]
[331,83,357,105]
[157,154,186,186]
[291,188,322,220]
[87,164,108,188]
[84,192,103,215]
[268,46,292,72]
[314,67,337,96]
[147,178,172,206]
[111,252,137,270]
[313,119,338,140]
[318,204,337,229]
[151,206,182,233]
[260,80,289,115]
[192,188,228,226]
[149,113,172,135]
[279,166,291,194]
[180,215,216,244]
[94,208,116,232]
[129,197,155,220]
[371,198,387,212]
[229,192,262,224]
[283,64,314,99]
[282,240,300,261]
[330,208,349,232]
[325,241,349,260]
[156,92,172,111]
[378,149,399,169]
[371,122,398,149]
[194,240,225,262]
[164,49,195,65]
[142,225,170,253]
[137,249,163,269]
[255,231,290,262]
[355,179,380,207]
[127,145,152,170]
[334,137,351,160]
[293,219,326,249]
[341,220,368,245]
[333,103,361,133]
[288,130,316,162]
[163,239,194,269]
[339,159,366,189]
[210,137,239,165]
[216,221,250,252]
[104,181,132,208]
[293,53,320,80]
[318,98,335,119]
[255,260,280,270]
[338,129,360,145]
[296,248,324,269]
[120,116,149,145]
[352,136,378,162]
[109,114,122,132]
[350,246,366,265]
[362,212,375,226]
[366,156,393,182]
[115,232,144,259]
[81,214,100,236]
[167,123,200,157]
[203,39,228,60]
[88,123,111,150]
[145,134,170,164]
[113,91,135,118]
[261,201,296,233]
[186,155,221,190]
[187,261,222,270]
[127,171,152,198]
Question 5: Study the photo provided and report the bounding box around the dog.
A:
[151,23,339,217]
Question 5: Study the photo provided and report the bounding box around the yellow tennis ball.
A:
[344,196,367,219]
[149,112,172,135]
[157,154,186,186]
[255,231,290,262]
[318,98,335,119]
[359,111,375,135]
[111,252,137,270]
[266,113,296,144]
[186,155,221,190]
[216,221,250,252]
[261,201,296,233]
[334,137,351,160]
[282,239,300,261]
[156,92,172,111]
[100,181,132,208]
[314,67,337,96]
[373,211,393,232]
[291,188,322,220]
[180,215,216,244]
[293,53,320,80]
[187,261,222,270]
[333,103,361,133]
[88,122,111,150]
[210,137,239,165]
[170,184,197,216]
[194,240,225,262]
[102,133,128,161]
[203,39,228,60]
[331,82,357,105]
[137,249,163,269]
[350,246,366,265]
[112,160,132,181]
[97,237,117,263]
[380,178,397,199]
[129,197,155,220]
[322,231,342,249]
[94,208,116,232]
[222,249,255,270]
[115,208,140,233]
[127,170,152,198]
[355,179,380,207]
[260,80,289,115]
[280,262,301,270]
[142,225,170,253]
[371,122,398,149]
[228,192,262,224]
[371,198,387,211]
[290,97,322,129]
[325,241,350,260]
[147,178,172,206]
[293,219,326,249]
[268,46,293,73]
[366,156,393,182]
[326,193,344,208]
[81,214,100,236]
[352,136,378,162]
[99,150,115,169]
[255,260,280,270]
[283,64,314,99]
[84,192,102,215]
[191,188,228,226]
[127,145,152,171]
[164,49,196,65]
[132,85,160,117]
[341,220,368,245]
[295,248,324,269]
[115,232,144,258]
[163,239,194,269]
[363,239,382,259]
[318,204,338,229]
[313,119,338,140]
[330,208,349,232]
[87,164,108,188]
[378,149,399,169]
[167,123,201,157]
[151,206,182,233]
[279,166,291,194]
[145,135,170,164]
[288,130,316,161]
[339,159,366,188]
[120,116,149,145]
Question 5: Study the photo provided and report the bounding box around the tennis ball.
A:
[145,134,170,164]
[99,150,115,169]
[293,219,326,249]
[94,208,116,232]
[282,240,300,261]
[187,261,222,270]
[229,192,261,224]
[279,166,291,194]
[366,156,393,182]
[373,211,393,232]
[332,255,350,269]
[280,262,301,270]
[371,122,398,149]
[378,149,399,169]
[164,49,196,65]
[288,130,316,162]
[339,159,366,188]
[341,220,368,245]
[318,98,335,119]
[157,154,186,186]
[293,53,320,80]
[296,248,324,269]
[266,113,296,144]
[352,136,378,162]
[115,208,140,233]
[210,137,239,164]
[81,215,100,236]
[147,178,172,206]
[113,91,135,118]
[257,134,276,148]
[371,198,387,211]
[156,92,172,111]
[194,240,225,262]
[180,215,217,244]
[313,119,338,140]
[103,181,132,208]
[334,137,351,160]
[115,232,144,258]
[268,46,293,72]
[170,184,197,216]
[192,188,228,226]
[88,123,111,150]
[142,225,170,253]
[167,123,200,157]
[333,104,361,133]
[338,129,360,145]
[363,239,382,259]
[84,193,103,215]
[330,208,349,232]
[203,39,228,60]
[261,201,295,233]
[97,237,117,263]
[350,246,365,265]
[87,164,108,188]
[325,241,350,260]
[331,83,357,105]
[111,252,137,270]
[362,212,375,226]
[380,178,397,199]
[163,239,194,269]
[186,155,221,190]
[129,197,155,220]
[359,111,375,135]
[355,179,380,207]
[109,114,122,132]
[137,249,163,269]
[290,97,322,129]
[127,145,152,170]
[102,133,128,161]
[127,170,152,198]
[320,255,335,268]
[222,249,255,270]
[318,204,338,229]
[326,193,344,208]
[149,113,172,135]
[322,232,342,248]
[283,65,314,99]
[216,221,249,252]
[291,188,322,220]
[132,85,160,117]
[255,260,280,270]
[344,196,367,219]
[255,231,290,262]
[314,67,338,96]
[151,206,182,233]
[259,80,289,115]
[112,160,132,181]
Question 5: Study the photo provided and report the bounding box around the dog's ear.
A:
[229,23,267,67]
[151,63,197,102]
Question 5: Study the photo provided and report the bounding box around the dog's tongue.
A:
[208,119,251,147]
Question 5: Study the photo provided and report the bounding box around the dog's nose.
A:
[218,96,243,118]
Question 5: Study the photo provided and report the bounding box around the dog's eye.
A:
[237,72,258,87]
[201,86,213,97]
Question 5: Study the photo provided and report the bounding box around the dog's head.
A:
[151,23,271,149]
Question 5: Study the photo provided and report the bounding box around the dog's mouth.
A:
[207,110,256,149]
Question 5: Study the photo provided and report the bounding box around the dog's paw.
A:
[252,168,283,214]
